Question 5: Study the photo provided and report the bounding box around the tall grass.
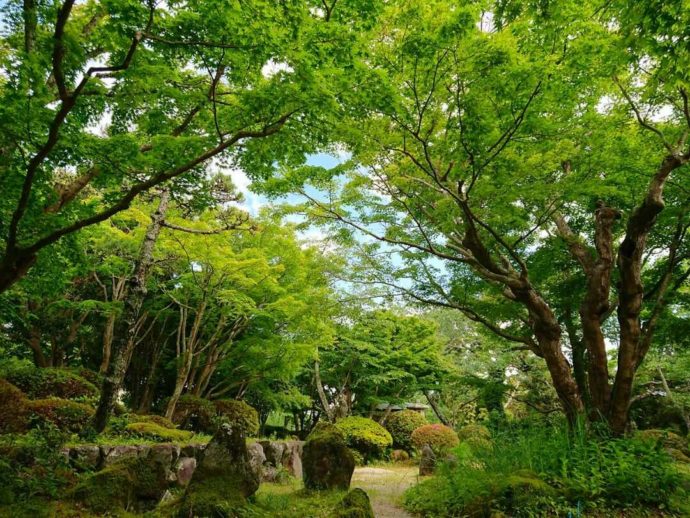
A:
[404,420,687,517]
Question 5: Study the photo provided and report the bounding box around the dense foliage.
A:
[410,424,460,456]
[384,411,428,453]
[335,416,393,462]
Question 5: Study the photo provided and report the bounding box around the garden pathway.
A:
[351,465,419,518]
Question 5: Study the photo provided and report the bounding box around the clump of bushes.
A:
[28,398,94,433]
[170,395,216,433]
[214,399,260,436]
[0,379,29,433]
[384,410,428,452]
[404,423,687,517]
[128,414,176,429]
[2,365,98,400]
[335,416,392,462]
[411,423,459,455]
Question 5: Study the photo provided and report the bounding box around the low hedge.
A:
[3,366,98,400]
[214,399,260,436]
[170,395,216,433]
[124,422,193,442]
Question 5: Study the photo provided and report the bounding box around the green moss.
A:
[214,399,260,436]
[335,488,375,518]
[384,410,427,452]
[178,473,248,517]
[69,456,168,513]
[335,417,392,462]
[128,414,176,429]
[307,422,346,443]
[124,422,193,442]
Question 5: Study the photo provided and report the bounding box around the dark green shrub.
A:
[3,365,98,400]
[0,379,29,433]
[384,410,427,452]
[170,395,216,433]
[410,423,459,455]
[28,398,94,433]
[214,399,260,436]
[335,416,392,462]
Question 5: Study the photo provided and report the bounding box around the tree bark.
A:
[314,360,334,421]
[424,390,451,427]
[92,189,170,432]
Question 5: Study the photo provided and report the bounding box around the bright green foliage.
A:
[410,424,459,455]
[124,422,193,442]
[0,379,29,433]
[214,400,260,437]
[170,395,216,434]
[127,414,176,430]
[28,398,94,432]
[2,365,98,400]
[335,416,392,462]
[384,410,427,452]
[404,424,686,516]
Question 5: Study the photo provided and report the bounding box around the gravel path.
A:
[351,466,419,518]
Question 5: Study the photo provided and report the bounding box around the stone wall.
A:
[63,439,303,487]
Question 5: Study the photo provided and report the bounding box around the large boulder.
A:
[69,451,170,513]
[259,440,286,466]
[335,488,375,518]
[173,457,197,487]
[69,445,102,471]
[247,442,266,479]
[180,423,260,516]
[303,422,355,490]
[419,444,436,476]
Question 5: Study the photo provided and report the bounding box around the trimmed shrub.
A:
[457,423,493,451]
[384,410,428,452]
[124,422,193,442]
[0,379,29,433]
[411,424,459,455]
[214,399,260,436]
[335,416,393,462]
[336,488,375,517]
[3,366,98,400]
[170,395,216,433]
[128,414,176,429]
[28,398,94,433]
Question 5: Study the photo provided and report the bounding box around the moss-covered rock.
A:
[170,394,216,434]
[303,422,355,491]
[28,398,94,432]
[335,416,392,462]
[0,379,29,433]
[384,410,428,452]
[214,399,260,436]
[125,422,194,442]
[69,453,169,513]
[638,429,690,456]
[335,488,375,518]
[3,366,98,400]
[179,423,259,517]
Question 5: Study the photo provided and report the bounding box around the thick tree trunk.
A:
[0,252,37,294]
[100,313,116,374]
[165,350,193,419]
[314,360,334,421]
[92,189,170,432]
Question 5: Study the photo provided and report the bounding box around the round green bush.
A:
[214,399,260,436]
[0,379,29,433]
[128,414,176,429]
[124,422,194,442]
[3,366,98,400]
[335,416,393,462]
[384,410,428,452]
[28,398,94,432]
[170,395,216,433]
[457,424,493,451]
[411,424,459,455]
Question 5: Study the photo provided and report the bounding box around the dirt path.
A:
[351,465,419,518]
